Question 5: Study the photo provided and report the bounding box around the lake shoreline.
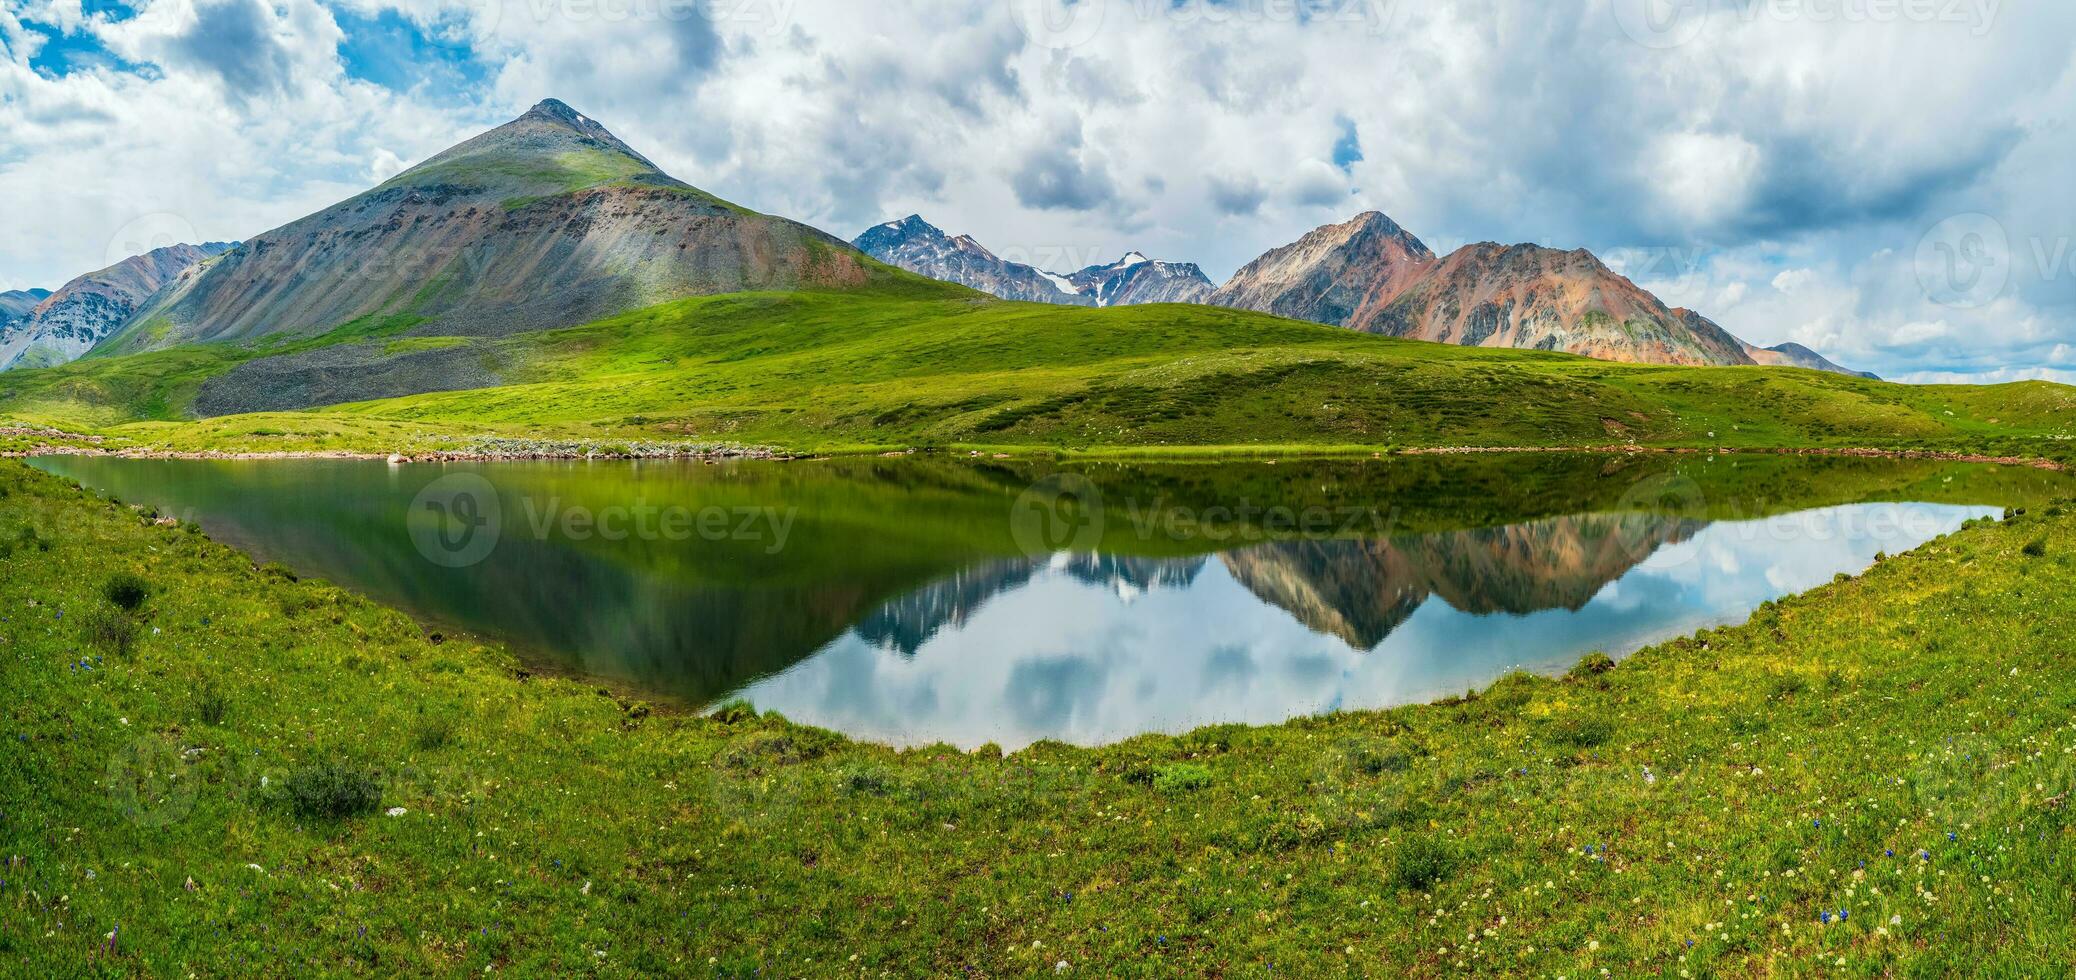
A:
[8,431,2066,470]
[1393,444,2069,470]
[3,426,791,463]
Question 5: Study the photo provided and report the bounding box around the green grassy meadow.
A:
[5,455,2076,975]
[3,289,2074,460]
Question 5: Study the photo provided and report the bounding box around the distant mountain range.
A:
[0,244,232,371]
[846,511,1698,656]
[1742,341,1880,379]
[854,215,1212,308]
[0,289,50,323]
[858,209,1878,377]
[2,98,1873,384]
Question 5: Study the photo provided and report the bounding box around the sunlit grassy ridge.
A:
[4,458,2076,974]
[3,290,2073,458]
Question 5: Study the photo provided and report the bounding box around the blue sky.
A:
[2,0,2072,383]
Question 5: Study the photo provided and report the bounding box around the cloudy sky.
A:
[1,0,2071,382]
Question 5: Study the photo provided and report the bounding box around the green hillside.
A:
[3,289,2074,459]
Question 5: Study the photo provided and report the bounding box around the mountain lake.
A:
[30,452,2066,748]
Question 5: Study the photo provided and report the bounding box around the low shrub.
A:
[708,700,758,725]
[411,712,458,751]
[1550,717,1612,750]
[194,684,229,726]
[1153,763,1215,793]
[720,728,839,769]
[102,572,151,612]
[1352,746,1414,776]
[1567,652,1617,680]
[282,761,384,820]
[1768,673,1810,701]
[839,767,895,797]
[1392,836,1456,892]
[2024,537,2049,557]
[81,607,138,657]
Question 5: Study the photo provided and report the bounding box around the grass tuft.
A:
[102,571,151,612]
[281,761,384,821]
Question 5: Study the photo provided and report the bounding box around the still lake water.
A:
[31,453,2061,748]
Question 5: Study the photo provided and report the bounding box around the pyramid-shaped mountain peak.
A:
[97,97,925,362]
[525,98,586,123]
[386,98,666,196]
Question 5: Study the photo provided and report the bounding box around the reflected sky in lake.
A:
[739,503,1991,747]
[27,455,2024,747]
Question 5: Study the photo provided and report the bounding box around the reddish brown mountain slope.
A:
[1364,244,1757,366]
[1211,213,1764,367]
[1208,211,1437,327]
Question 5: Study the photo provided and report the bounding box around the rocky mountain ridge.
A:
[856,209,1874,373]
[99,99,909,357]
[853,216,1212,308]
[1207,211,1437,327]
[0,245,230,371]
[854,216,1091,306]
[1353,242,1758,367]
[1067,252,1215,306]
[1740,340,1881,380]
[0,288,50,323]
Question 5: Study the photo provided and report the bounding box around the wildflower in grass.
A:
[1820,912,1831,924]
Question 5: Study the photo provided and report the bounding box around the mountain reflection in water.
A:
[746,506,1973,747]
